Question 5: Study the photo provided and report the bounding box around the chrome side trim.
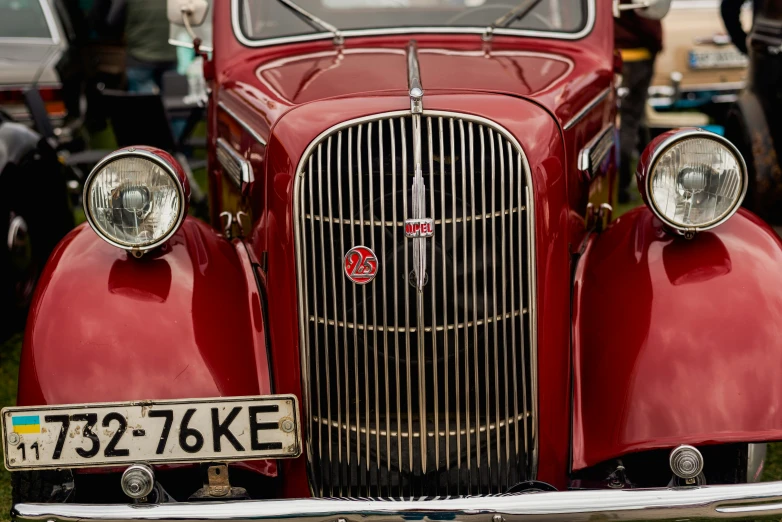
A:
[232,0,596,48]
[217,138,254,190]
[577,124,615,179]
[14,481,782,522]
[563,88,611,131]
[217,101,268,146]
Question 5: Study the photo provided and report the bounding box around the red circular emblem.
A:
[344,246,379,285]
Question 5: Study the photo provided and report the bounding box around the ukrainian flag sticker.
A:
[12,415,40,434]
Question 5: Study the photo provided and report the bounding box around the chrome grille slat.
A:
[427,116,439,488]
[336,131,350,496]
[325,136,341,496]
[438,116,450,496]
[296,111,535,498]
[358,124,371,493]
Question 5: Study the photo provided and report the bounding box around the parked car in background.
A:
[650,0,751,117]
[0,0,68,127]
[6,1,782,521]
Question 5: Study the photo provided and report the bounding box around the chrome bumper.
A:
[12,481,782,522]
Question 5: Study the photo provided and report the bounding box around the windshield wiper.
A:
[276,0,344,45]
[483,0,546,41]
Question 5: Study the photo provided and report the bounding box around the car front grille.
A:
[293,111,536,498]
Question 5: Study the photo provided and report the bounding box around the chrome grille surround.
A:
[293,110,538,498]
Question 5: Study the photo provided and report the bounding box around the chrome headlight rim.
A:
[644,128,748,234]
[83,147,188,253]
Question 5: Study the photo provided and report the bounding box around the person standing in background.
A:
[614,1,670,204]
[107,0,177,93]
[721,0,763,55]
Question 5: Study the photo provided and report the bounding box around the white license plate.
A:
[2,396,300,470]
[689,49,749,70]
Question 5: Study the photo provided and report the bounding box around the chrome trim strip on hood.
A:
[218,100,268,146]
[14,480,782,522]
[563,88,610,131]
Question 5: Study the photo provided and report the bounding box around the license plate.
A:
[2,395,300,470]
[689,49,748,70]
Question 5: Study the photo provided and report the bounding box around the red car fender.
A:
[572,207,782,471]
[18,217,276,476]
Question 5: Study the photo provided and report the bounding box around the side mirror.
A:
[167,0,209,29]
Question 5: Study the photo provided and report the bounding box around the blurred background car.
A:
[648,0,752,124]
[0,0,68,127]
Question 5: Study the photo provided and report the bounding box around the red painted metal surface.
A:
[18,218,276,477]
[572,207,782,471]
[19,0,635,494]
[208,0,614,494]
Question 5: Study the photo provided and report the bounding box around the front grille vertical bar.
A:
[379,120,392,492]
[468,122,481,492]
[508,141,521,483]
[307,154,323,496]
[336,131,351,496]
[426,116,438,491]
[357,124,371,495]
[500,136,510,491]
[347,127,361,496]
[479,124,492,491]
[489,128,501,491]
[526,181,538,477]
[459,119,471,495]
[299,158,312,494]
[438,116,450,496]
[390,118,403,497]
[325,136,343,496]
[450,118,461,497]
[368,122,381,497]
[315,144,333,496]
[411,110,428,486]
[517,155,529,463]
[401,116,414,484]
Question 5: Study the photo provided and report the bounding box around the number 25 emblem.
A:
[344,246,379,285]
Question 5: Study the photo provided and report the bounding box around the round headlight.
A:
[639,129,747,234]
[84,148,189,254]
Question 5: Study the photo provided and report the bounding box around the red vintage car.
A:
[5,0,782,520]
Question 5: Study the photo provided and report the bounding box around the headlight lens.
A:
[85,150,186,252]
[647,134,746,231]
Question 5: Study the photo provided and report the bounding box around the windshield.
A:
[237,0,591,44]
[0,0,52,39]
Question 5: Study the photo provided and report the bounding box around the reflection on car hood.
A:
[0,41,62,87]
[256,46,574,105]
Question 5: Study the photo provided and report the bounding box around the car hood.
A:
[256,45,574,105]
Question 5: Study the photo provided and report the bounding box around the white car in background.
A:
[0,0,67,124]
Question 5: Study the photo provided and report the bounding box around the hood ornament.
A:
[405,41,432,292]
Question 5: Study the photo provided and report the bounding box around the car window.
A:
[239,0,589,42]
[0,0,52,39]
